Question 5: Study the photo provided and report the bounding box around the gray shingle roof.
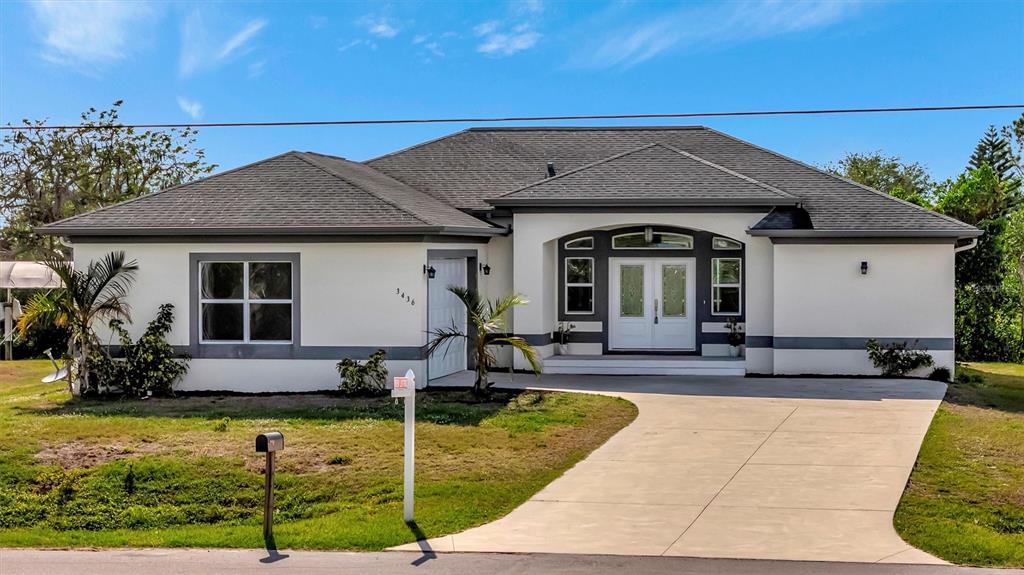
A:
[369,127,980,237]
[491,143,799,206]
[41,151,498,236]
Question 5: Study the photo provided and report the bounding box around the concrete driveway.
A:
[400,374,946,564]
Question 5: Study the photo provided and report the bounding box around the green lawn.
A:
[895,362,1024,567]
[0,360,636,550]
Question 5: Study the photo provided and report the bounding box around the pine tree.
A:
[970,125,1019,184]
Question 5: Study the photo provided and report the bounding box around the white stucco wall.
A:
[771,242,956,375]
[72,240,497,392]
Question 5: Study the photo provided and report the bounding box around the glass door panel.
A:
[661,264,686,318]
[619,264,645,317]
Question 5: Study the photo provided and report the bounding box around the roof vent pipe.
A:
[546,162,556,177]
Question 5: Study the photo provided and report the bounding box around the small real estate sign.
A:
[393,369,416,522]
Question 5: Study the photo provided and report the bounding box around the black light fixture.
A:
[424,265,436,279]
[860,261,869,275]
[480,263,491,276]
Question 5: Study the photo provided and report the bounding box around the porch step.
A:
[543,354,745,376]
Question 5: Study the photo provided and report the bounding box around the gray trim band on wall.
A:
[771,337,954,350]
[117,345,428,361]
[745,335,774,348]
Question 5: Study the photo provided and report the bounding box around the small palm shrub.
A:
[865,339,934,377]
[928,367,952,382]
[427,287,541,396]
[337,349,388,396]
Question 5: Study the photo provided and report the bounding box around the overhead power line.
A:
[2,103,1022,131]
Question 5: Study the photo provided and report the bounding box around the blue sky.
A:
[1,1,1022,182]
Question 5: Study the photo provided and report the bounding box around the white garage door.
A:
[428,258,468,380]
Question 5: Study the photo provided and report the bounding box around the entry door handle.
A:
[654,298,659,324]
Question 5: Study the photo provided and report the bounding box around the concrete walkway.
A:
[401,374,946,564]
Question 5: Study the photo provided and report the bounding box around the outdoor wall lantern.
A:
[861,261,869,275]
[424,265,436,279]
[480,263,491,275]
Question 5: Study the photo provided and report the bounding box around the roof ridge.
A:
[702,127,979,232]
[498,143,662,197]
[655,143,797,199]
[293,152,434,226]
[40,151,301,230]
[365,128,474,165]
[466,126,707,132]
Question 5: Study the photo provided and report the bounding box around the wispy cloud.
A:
[473,20,500,37]
[176,96,203,119]
[179,11,268,77]
[30,0,156,68]
[339,38,377,53]
[572,0,864,69]
[359,15,399,39]
[217,19,266,60]
[248,59,266,79]
[476,22,540,56]
[513,0,544,15]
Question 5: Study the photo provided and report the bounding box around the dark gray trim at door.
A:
[189,252,302,359]
[558,225,746,355]
[426,249,479,376]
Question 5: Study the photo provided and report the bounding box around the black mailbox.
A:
[256,431,284,453]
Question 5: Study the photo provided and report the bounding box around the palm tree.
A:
[17,251,138,396]
[426,287,542,395]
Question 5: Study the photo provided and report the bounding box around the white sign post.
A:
[392,369,416,523]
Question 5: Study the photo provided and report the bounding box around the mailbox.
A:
[256,431,284,453]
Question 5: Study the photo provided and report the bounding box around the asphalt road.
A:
[1,549,1021,575]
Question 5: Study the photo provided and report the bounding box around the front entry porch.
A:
[544,354,745,376]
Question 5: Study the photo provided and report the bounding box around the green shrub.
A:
[336,349,388,396]
[92,303,190,397]
[865,339,935,377]
[326,454,353,466]
[212,417,230,432]
[957,371,985,385]
[927,367,952,382]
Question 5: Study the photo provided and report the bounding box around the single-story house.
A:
[41,127,980,391]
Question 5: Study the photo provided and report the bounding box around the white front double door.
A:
[609,258,696,350]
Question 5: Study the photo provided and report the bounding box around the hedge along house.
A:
[40,127,980,391]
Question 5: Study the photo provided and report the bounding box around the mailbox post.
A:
[391,369,416,523]
[255,431,284,544]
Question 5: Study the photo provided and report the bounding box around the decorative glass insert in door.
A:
[619,265,644,317]
[661,264,686,317]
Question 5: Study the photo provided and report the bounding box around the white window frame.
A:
[711,258,742,316]
[564,236,594,250]
[712,236,743,250]
[199,260,294,344]
[612,231,693,250]
[564,256,595,315]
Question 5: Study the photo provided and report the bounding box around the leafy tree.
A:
[16,252,138,396]
[1002,208,1024,352]
[935,166,1018,360]
[0,101,214,258]
[826,151,934,206]
[970,125,1021,187]
[426,287,541,396]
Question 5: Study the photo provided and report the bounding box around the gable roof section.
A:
[41,151,498,237]
[490,143,799,207]
[369,127,980,238]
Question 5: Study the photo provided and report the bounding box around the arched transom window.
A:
[612,228,693,250]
